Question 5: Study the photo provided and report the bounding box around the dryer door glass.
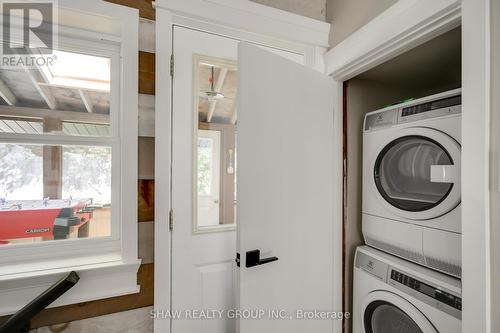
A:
[364,301,423,333]
[374,135,454,212]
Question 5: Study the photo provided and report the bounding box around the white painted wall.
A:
[251,0,326,21]
[462,0,492,331]
[490,0,500,332]
[326,0,397,47]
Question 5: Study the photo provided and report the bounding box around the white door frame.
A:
[325,0,494,332]
[154,2,334,333]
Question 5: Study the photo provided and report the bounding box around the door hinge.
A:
[169,209,174,231]
[170,54,174,77]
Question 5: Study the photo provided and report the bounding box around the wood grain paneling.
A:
[138,180,155,222]
[0,264,154,329]
[139,52,155,95]
[104,0,155,20]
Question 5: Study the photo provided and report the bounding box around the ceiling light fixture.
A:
[200,66,224,101]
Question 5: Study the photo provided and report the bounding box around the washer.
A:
[362,89,461,277]
[353,246,461,333]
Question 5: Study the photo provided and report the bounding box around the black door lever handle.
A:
[245,249,278,268]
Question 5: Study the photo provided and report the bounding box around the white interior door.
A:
[172,25,334,333]
[171,27,307,333]
[237,43,335,332]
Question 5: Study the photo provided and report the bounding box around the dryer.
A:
[362,89,461,277]
[353,246,461,333]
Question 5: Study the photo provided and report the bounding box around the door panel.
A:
[172,26,238,333]
[172,27,308,333]
[237,43,335,332]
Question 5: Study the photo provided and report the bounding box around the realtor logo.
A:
[1,1,57,67]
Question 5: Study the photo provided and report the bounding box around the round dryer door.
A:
[362,291,437,333]
[373,127,461,220]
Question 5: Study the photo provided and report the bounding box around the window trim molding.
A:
[0,0,139,314]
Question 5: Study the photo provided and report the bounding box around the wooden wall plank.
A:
[138,179,155,222]
[0,264,154,329]
[104,0,155,20]
[139,51,155,95]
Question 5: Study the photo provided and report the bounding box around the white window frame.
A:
[0,0,140,315]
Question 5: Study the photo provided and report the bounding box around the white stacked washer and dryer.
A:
[353,89,462,333]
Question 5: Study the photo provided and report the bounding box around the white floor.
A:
[31,306,153,333]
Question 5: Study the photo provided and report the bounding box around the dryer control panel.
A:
[398,94,461,123]
[401,95,461,117]
[364,90,461,131]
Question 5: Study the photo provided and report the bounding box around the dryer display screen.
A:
[401,95,461,117]
[390,270,462,311]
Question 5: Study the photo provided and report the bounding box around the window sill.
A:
[0,257,141,316]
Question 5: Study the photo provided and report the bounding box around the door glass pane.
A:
[366,303,423,333]
[375,136,454,211]
[194,55,237,231]
[0,143,112,245]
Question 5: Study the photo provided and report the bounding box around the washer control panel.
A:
[388,268,462,320]
[390,269,462,311]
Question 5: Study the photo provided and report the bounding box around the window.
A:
[0,1,139,314]
[0,47,115,245]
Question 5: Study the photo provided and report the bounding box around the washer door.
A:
[362,291,437,333]
[373,127,461,220]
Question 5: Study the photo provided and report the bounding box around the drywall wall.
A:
[326,0,397,47]
[251,0,326,21]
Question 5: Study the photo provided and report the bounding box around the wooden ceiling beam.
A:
[230,107,237,125]
[0,78,17,106]
[79,90,95,113]
[24,67,57,110]
[206,68,228,122]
